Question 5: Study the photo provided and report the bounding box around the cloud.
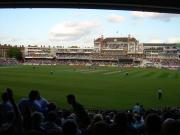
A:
[167,37,180,43]
[107,14,124,23]
[49,20,100,41]
[132,11,180,22]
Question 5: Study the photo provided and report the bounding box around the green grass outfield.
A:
[0,65,180,110]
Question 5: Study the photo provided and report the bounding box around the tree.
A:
[7,47,23,61]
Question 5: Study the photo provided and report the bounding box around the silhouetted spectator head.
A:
[66,94,76,105]
[31,112,44,128]
[92,121,110,135]
[162,110,178,121]
[104,115,111,124]
[92,114,103,125]
[114,112,128,128]
[47,102,57,111]
[47,111,57,122]
[162,118,175,135]
[62,109,71,119]
[145,113,162,135]
[63,119,78,135]
[35,90,41,100]
[1,92,9,102]
[29,90,39,101]
[162,118,180,135]
[6,88,13,100]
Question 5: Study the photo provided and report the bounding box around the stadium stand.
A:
[1,36,180,69]
[0,58,18,66]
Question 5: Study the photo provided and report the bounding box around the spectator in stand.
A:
[144,113,162,135]
[66,94,90,129]
[162,118,180,135]
[18,90,41,129]
[140,105,145,114]
[19,90,42,113]
[0,91,13,125]
[132,114,144,134]
[110,112,134,135]
[132,103,141,113]
[91,121,110,135]
[35,90,49,114]
[0,88,23,135]
[62,119,81,135]
[43,111,62,132]
[47,102,57,113]
[31,112,44,132]
[86,114,103,135]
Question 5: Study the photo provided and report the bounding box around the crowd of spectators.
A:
[1,88,180,135]
[102,44,126,49]
[56,53,119,61]
[24,59,119,66]
[160,59,180,67]
[24,59,56,65]
[0,58,18,66]
[56,60,118,66]
[56,54,90,60]
[146,58,161,63]
[144,58,180,67]
[90,54,118,60]
[21,56,180,68]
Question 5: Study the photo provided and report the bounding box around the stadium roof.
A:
[104,37,137,42]
[0,0,180,14]
[94,37,137,42]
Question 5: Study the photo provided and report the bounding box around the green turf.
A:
[0,65,180,110]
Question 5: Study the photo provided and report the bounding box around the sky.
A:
[0,8,180,47]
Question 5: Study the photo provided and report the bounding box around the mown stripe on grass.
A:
[130,70,149,78]
[157,72,170,78]
[82,70,107,73]
[141,71,156,78]
[103,70,122,75]
[172,71,180,79]
[126,70,143,78]
[167,72,177,79]
[174,71,180,79]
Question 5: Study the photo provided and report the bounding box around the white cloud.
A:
[132,11,180,22]
[167,37,180,43]
[49,20,100,41]
[107,14,124,23]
